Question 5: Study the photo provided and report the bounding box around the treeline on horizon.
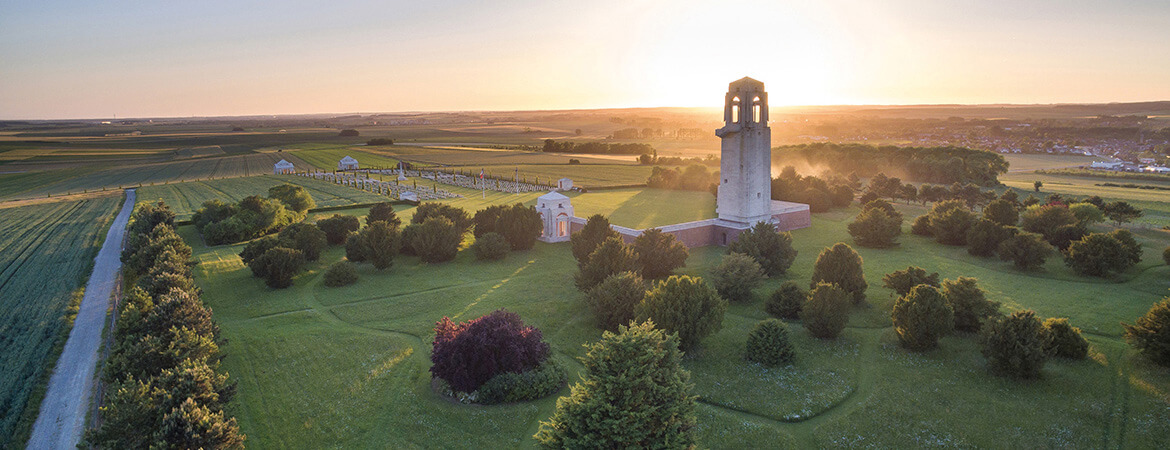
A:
[541,139,654,155]
[774,143,1010,186]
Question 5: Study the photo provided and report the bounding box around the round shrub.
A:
[942,277,1000,333]
[635,275,727,351]
[476,360,565,405]
[239,235,280,266]
[881,266,940,297]
[910,214,933,236]
[1044,318,1088,359]
[471,232,510,261]
[810,243,867,305]
[430,309,550,393]
[891,285,954,351]
[412,202,472,234]
[412,216,463,263]
[728,222,797,276]
[586,271,645,332]
[323,261,358,287]
[1123,297,1170,367]
[801,282,850,339]
[745,319,795,366]
[710,252,764,303]
[575,237,638,292]
[497,203,543,251]
[980,310,1051,379]
[765,281,806,320]
[399,223,421,255]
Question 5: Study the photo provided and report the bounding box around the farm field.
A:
[187,187,1170,448]
[0,196,122,447]
[0,152,312,201]
[1001,171,1170,227]
[136,175,393,220]
[1001,153,1101,172]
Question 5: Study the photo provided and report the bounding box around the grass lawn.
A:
[1000,171,1170,227]
[189,189,1170,448]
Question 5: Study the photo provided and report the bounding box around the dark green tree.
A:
[1044,318,1088,359]
[881,266,941,296]
[966,219,1016,257]
[411,216,462,263]
[942,277,1000,333]
[635,275,727,350]
[575,237,639,291]
[586,271,646,331]
[891,285,954,351]
[983,199,1019,226]
[1103,201,1142,225]
[810,243,867,304]
[316,214,360,245]
[632,228,688,279]
[267,184,315,215]
[980,310,1051,379]
[1064,233,1134,277]
[1123,297,1170,366]
[727,222,798,276]
[323,261,359,287]
[471,232,510,261]
[277,223,327,261]
[800,282,850,339]
[765,281,806,320]
[847,206,903,248]
[360,220,401,270]
[710,252,764,303]
[570,214,619,266]
[997,232,1055,270]
[497,203,543,251]
[533,321,696,448]
[367,202,402,228]
[249,247,304,288]
[745,319,795,366]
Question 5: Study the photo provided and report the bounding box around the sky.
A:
[1,0,1168,119]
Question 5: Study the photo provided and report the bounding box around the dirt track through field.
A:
[26,189,134,449]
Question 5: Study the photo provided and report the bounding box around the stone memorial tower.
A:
[715,77,772,225]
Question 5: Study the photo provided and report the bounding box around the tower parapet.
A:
[716,77,773,225]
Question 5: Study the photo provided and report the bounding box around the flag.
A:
[479,168,484,179]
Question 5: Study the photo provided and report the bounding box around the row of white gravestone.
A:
[294,171,461,201]
[412,170,552,193]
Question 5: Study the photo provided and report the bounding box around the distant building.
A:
[338,155,358,171]
[274,159,295,175]
[1090,161,1123,170]
[536,191,574,243]
[1143,166,1170,174]
[557,178,573,191]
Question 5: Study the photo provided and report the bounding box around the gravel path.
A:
[26,189,135,449]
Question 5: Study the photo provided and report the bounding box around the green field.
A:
[276,144,405,171]
[187,189,1170,448]
[0,196,122,446]
[0,152,311,201]
[1001,171,1170,227]
[1002,153,1101,172]
[136,175,393,220]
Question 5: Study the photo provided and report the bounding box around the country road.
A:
[26,189,135,449]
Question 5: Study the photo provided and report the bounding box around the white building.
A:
[557,178,573,191]
[338,155,359,171]
[1090,161,1123,170]
[274,159,295,174]
[536,191,574,243]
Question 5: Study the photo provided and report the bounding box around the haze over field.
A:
[2,0,1169,119]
